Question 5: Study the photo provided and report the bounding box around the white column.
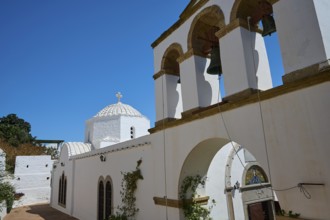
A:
[219,26,272,99]
[179,53,220,113]
[274,0,330,75]
[154,73,182,123]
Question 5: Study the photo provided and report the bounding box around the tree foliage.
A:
[0,114,35,147]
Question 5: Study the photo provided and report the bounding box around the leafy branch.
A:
[179,175,215,220]
[109,159,143,220]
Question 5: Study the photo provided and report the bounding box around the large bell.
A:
[207,45,222,75]
[261,14,276,37]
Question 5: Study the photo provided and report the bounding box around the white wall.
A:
[274,0,329,74]
[12,156,53,207]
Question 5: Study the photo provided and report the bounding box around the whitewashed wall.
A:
[13,156,54,207]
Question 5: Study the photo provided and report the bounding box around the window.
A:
[98,181,104,220]
[58,172,67,207]
[105,181,112,218]
[98,177,112,220]
[130,126,135,139]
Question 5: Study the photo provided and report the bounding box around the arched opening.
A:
[231,0,284,87]
[58,172,67,207]
[160,43,184,119]
[241,164,274,220]
[98,176,113,220]
[105,178,113,219]
[161,44,182,78]
[98,180,105,220]
[178,139,275,220]
[187,5,225,101]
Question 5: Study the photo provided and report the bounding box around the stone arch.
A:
[230,0,275,25]
[161,43,184,76]
[178,138,229,195]
[187,5,225,54]
[178,138,275,219]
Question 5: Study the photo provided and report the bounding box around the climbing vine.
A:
[109,159,143,220]
[179,175,215,220]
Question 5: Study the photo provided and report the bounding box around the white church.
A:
[51,0,330,220]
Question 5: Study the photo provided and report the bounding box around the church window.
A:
[105,180,112,218]
[130,126,135,139]
[245,165,268,185]
[98,177,113,220]
[58,172,67,207]
[98,180,105,220]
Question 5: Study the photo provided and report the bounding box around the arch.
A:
[161,43,184,76]
[187,5,225,54]
[230,0,274,24]
[178,138,275,219]
[178,138,230,194]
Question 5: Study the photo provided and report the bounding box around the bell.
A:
[207,45,222,75]
[261,14,276,37]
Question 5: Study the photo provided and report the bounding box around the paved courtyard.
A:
[4,203,78,220]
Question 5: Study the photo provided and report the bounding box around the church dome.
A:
[94,92,144,118]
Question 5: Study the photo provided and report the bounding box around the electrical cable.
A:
[246,17,313,201]
[216,76,246,170]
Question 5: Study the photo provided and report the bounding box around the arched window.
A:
[58,178,62,204]
[58,172,67,207]
[98,180,105,220]
[105,181,112,218]
[98,177,113,220]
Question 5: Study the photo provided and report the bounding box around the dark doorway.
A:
[248,201,273,220]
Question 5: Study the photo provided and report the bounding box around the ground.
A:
[3,203,78,220]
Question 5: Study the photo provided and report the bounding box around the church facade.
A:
[51,1,330,220]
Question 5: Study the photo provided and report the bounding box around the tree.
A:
[0,114,35,147]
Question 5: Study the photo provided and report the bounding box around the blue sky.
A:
[0,1,283,142]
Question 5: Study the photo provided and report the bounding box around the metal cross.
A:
[116,92,122,102]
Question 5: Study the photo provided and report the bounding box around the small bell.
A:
[261,14,276,37]
[207,45,222,75]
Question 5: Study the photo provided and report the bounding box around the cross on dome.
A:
[116,92,123,103]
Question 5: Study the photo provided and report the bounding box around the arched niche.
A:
[188,5,225,56]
